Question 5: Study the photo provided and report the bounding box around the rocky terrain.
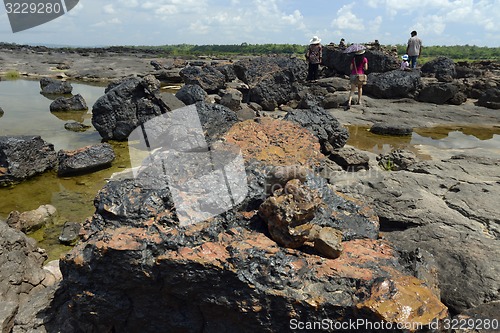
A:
[1,43,499,332]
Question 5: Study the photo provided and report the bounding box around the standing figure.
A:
[305,36,323,81]
[345,49,368,110]
[406,31,423,69]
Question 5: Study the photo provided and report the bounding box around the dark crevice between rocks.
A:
[378,216,420,232]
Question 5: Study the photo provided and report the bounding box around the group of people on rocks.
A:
[304,31,423,110]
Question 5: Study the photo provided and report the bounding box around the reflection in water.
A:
[0,79,105,150]
[347,125,500,159]
[0,79,113,261]
[50,110,87,123]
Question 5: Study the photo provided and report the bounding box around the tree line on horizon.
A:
[132,43,499,61]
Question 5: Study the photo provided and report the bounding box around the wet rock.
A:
[39,78,72,94]
[91,75,170,140]
[64,122,91,132]
[6,204,57,233]
[179,65,226,93]
[377,149,418,171]
[0,136,57,186]
[329,146,370,171]
[174,84,207,105]
[58,222,81,245]
[57,143,115,176]
[357,276,448,327]
[417,82,461,105]
[49,94,88,111]
[284,105,349,153]
[365,70,422,99]
[477,88,500,109]
[0,106,4,117]
[233,56,306,111]
[370,122,413,136]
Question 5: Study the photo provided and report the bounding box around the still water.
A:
[1,79,499,261]
[0,79,132,260]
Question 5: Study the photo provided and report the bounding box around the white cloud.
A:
[331,4,364,31]
[91,18,122,28]
[103,4,115,14]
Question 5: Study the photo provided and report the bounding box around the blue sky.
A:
[1,0,499,47]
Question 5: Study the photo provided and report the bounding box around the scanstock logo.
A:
[4,0,79,33]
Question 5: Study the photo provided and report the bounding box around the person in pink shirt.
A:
[345,49,368,110]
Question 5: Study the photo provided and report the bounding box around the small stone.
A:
[313,227,343,259]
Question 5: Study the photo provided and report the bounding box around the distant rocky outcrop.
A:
[0,136,56,186]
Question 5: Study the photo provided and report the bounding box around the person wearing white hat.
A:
[305,36,323,81]
[400,54,410,71]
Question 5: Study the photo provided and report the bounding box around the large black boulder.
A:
[477,88,500,109]
[39,78,73,94]
[284,106,349,153]
[179,66,226,93]
[364,70,422,99]
[417,83,461,105]
[175,84,207,105]
[234,56,306,111]
[322,46,399,75]
[91,75,170,141]
[57,143,116,176]
[0,136,56,186]
[421,57,456,82]
[50,94,88,111]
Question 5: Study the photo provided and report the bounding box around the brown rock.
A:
[259,179,324,248]
[224,118,324,167]
[357,276,448,328]
[313,227,343,259]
